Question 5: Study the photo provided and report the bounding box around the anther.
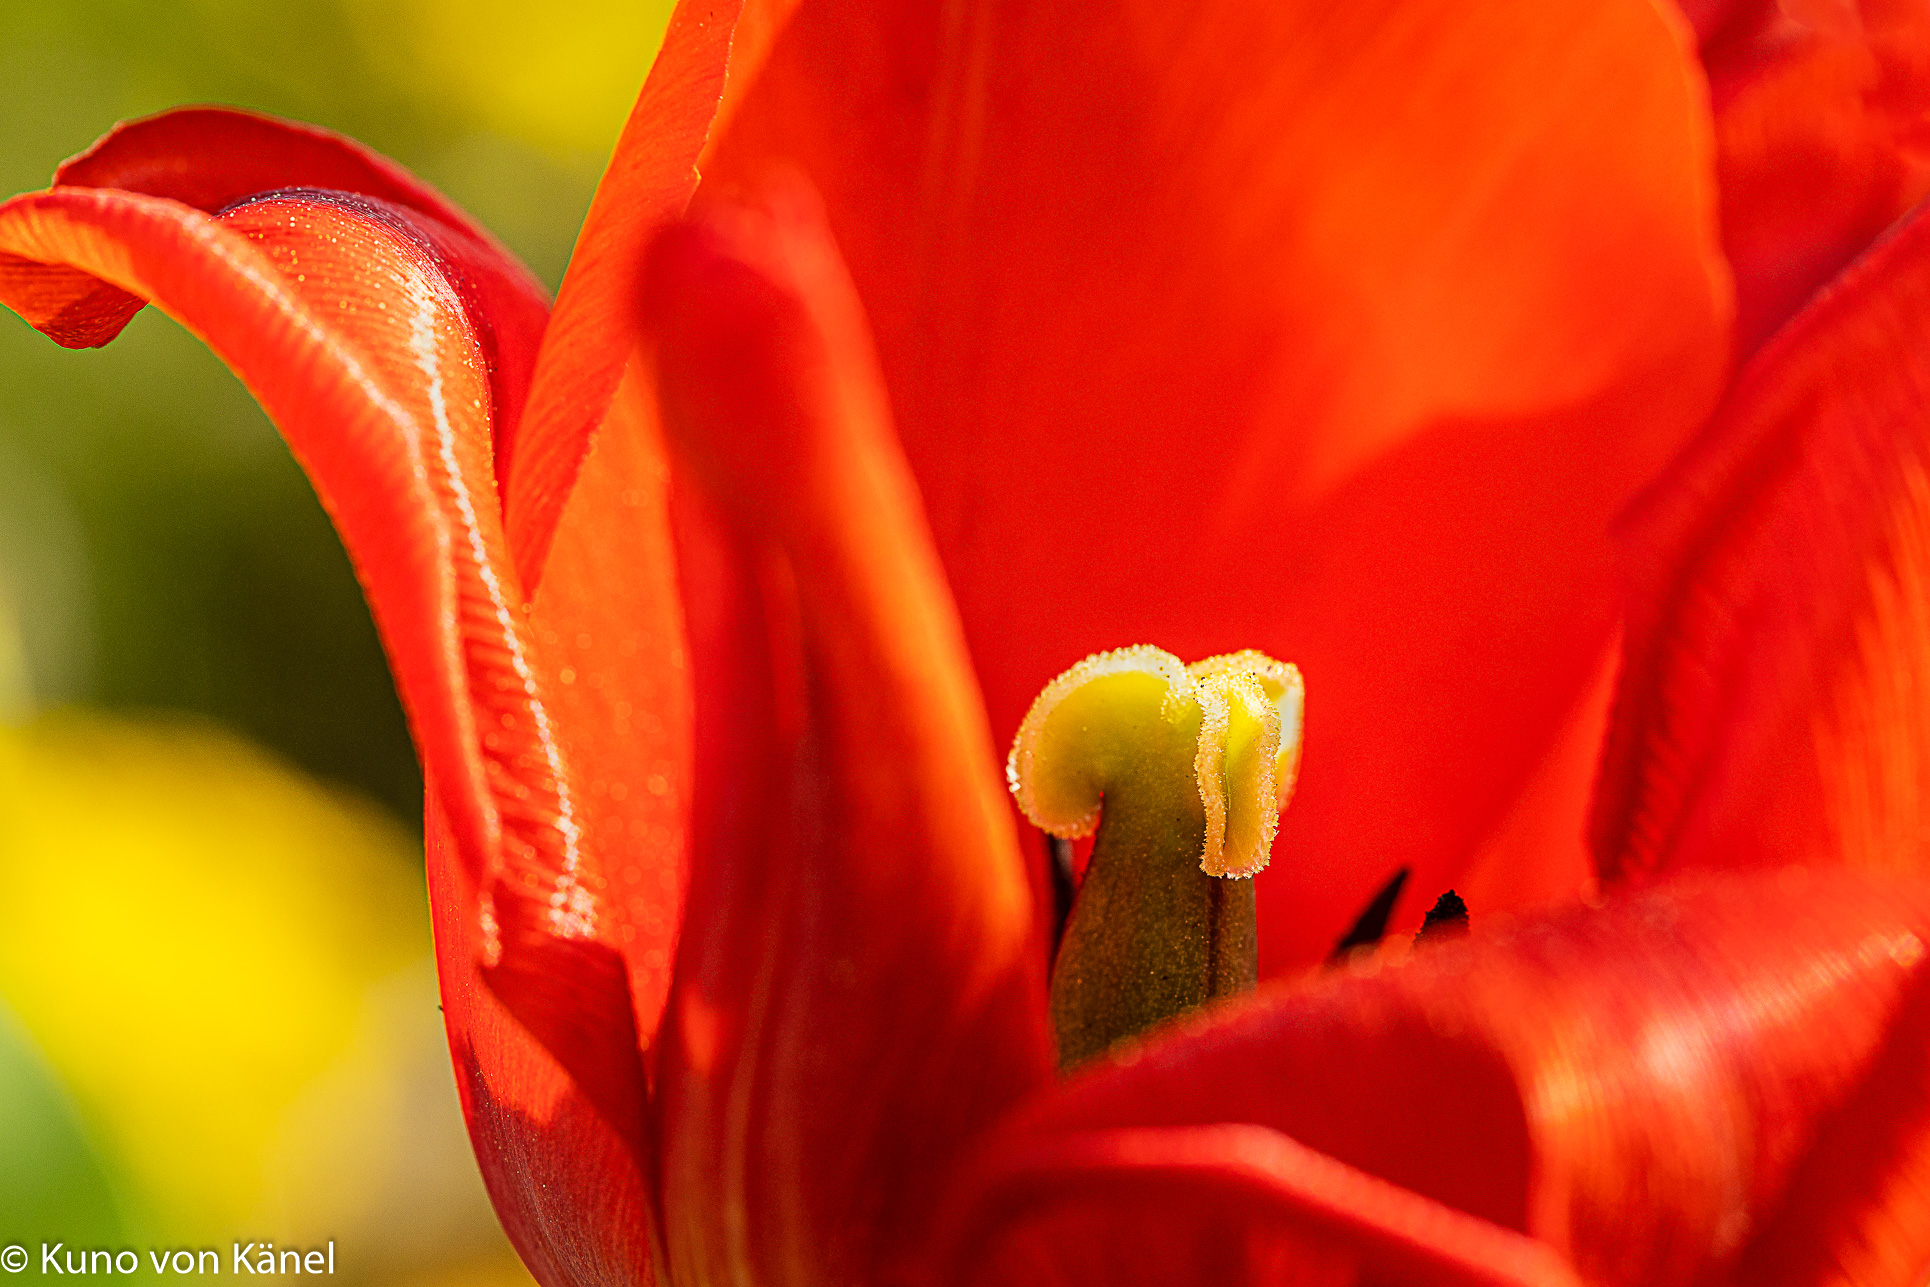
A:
[1330,867,1411,961]
[1417,889,1470,943]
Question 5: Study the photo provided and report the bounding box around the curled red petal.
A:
[0,187,651,1284]
[44,106,550,449]
[641,190,1053,1286]
[1596,198,1930,883]
[706,0,1732,968]
[937,870,1930,1285]
[1694,0,1930,352]
[55,106,490,228]
[504,0,746,589]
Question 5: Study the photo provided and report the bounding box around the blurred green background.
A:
[0,0,674,1282]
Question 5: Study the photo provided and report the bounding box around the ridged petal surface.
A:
[1596,200,1930,884]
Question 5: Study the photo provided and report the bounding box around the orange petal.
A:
[705,0,1733,969]
[1596,200,1930,883]
[504,0,746,589]
[0,187,652,1283]
[641,190,1052,1285]
[935,868,1930,1286]
[695,0,805,174]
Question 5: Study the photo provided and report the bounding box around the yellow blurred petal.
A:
[0,712,421,1235]
[341,0,678,158]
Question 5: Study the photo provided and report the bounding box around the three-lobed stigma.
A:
[1006,645,1304,879]
[1007,645,1304,1068]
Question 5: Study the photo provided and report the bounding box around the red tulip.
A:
[5,0,1930,1282]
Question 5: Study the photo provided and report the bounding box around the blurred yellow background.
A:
[0,0,674,1282]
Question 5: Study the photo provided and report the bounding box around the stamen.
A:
[1330,867,1411,961]
[1009,645,1304,1068]
[1417,889,1470,943]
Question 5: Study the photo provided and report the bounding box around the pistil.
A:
[1007,646,1303,1069]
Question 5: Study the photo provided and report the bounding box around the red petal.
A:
[1452,632,1618,919]
[44,107,550,450]
[55,106,490,228]
[1732,951,1930,1285]
[936,1125,1579,1287]
[696,0,805,174]
[522,365,693,1064]
[501,0,776,1070]
[705,0,1733,968]
[1696,0,1930,352]
[0,188,652,1283]
[428,796,658,1287]
[934,869,1930,1286]
[640,192,1053,1285]
[503,0,746,589]
[1676,0,1746,43]
[1596,199,1930,884]
[503,0,778,1048]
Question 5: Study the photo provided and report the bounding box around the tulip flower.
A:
[6,0,1930,1281]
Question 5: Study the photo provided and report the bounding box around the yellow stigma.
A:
[1006,645,1304,878]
